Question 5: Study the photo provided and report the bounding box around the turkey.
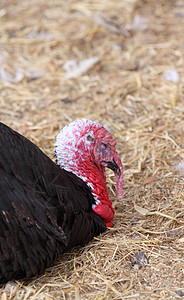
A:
[0,119,123,283]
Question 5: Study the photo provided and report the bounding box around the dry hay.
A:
[1,0,184,299]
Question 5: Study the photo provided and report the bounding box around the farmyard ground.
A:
[1,0,184,299]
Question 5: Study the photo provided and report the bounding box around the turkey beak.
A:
[106,160,121,177]
[105,152,123,201]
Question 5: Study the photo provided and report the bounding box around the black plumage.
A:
[0,123,106,283]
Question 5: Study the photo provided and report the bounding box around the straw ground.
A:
[1,0,184,299]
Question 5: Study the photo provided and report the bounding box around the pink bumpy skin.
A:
[54,119,123,227]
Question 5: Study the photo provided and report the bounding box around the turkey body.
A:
[0,123,106,283]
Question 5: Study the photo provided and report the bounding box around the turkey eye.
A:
[86,135,94,142]
[101,143,107,149]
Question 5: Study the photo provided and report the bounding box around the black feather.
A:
[0,122,106,283]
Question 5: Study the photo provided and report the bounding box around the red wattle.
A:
[93,203,115,227]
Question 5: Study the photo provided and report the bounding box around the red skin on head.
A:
[54,119,123,228]
[88,127,123,227]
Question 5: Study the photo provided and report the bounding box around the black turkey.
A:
[0,119,123,283]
